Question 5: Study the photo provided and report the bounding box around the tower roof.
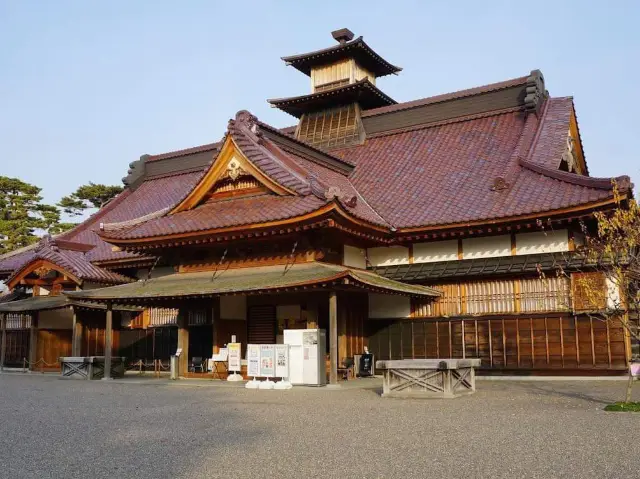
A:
[268,79,396,118]
[281,34,402,77]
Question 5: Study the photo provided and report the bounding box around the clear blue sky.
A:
[1,1,639,208]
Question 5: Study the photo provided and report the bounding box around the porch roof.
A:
[0,295,69,313]
[0,295,141,313]
[66,262,440,305]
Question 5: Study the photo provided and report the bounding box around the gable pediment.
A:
[170,135,296,214]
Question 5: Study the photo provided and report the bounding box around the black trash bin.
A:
[358,353,374,377]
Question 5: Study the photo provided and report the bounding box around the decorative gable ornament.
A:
[490,177,509,191]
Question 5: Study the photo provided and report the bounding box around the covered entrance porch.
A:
[67,262,438,384]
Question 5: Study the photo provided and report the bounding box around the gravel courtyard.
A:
[0,374,638,479]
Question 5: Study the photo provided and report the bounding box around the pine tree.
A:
[58,182,123,216]
[0,176,63,254]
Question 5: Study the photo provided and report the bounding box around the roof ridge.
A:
[519,157,632,191]
[362,74,529,117]
[147,142,220,162]
[256,119,355,171]
[59,189,132,242]
[366,106,522,139]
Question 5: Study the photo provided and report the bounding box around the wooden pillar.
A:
[338,297,347,365]
[71,307,83,357]
[177,311,189,377]
[29,311,39,369]
[329,292,338,386]
[0,313,6,371]
[103,302,113,380]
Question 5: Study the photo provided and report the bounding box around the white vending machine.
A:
[284,329,326,386]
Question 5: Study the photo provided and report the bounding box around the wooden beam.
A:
[29,311,39,368]
[72,307,83,357]
[177,311,189,377]
[103,302,113,380]
[0,313,6,371]
[329,292,338,385]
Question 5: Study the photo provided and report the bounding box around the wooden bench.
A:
[376,359,481,398]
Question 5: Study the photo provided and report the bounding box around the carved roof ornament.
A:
[491,176,509,191]
[226,157,245,181]
[33,266,52,278]
[524,69,547,114]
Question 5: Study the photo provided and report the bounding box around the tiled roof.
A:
[281,36,401,77]
[334,105,626,229]
[100,111,390,241]
[5,236,133,286]
[268,79,396,118]
[526,97,578,171]
[67,262,438,303]
[362,75,529,117]
[0,76,631,275]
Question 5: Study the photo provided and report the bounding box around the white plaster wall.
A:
[37,287,50,296]
[413,240,458,263]
[343,245,367,269]
[462,235,511,259]
[606,277,622,310]
[367,246,409,267]
[220,295,247,320]
[515,230,569,255]
[368,293,411,319]
[38,308,73,329]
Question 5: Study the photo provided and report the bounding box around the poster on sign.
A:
[260,344,275,377]
[275,344,289,378]
[247,344,260,377]
[228,343,241,372]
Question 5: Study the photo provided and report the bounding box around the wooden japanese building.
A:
[0,28,636,380]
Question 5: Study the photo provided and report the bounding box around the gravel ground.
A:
[0,374,638,479]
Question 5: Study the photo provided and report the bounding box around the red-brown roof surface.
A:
[0,78,631,273]
[6,236,132,285]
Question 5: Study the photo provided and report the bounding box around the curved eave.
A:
[98,201,392,249]
[268,80,396,118]
[281,37,402,77]
[395,196,625,236]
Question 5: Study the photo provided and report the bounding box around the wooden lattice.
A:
[297,104,363,149]
[413,276,572,317]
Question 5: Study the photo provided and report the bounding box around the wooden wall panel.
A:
[3,330,29,366]
[36,330,72,368]
[367,314,628,372]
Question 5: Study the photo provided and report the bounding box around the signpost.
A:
[274,344,292,389]
[246,344,260,389]
[227,341,243,382]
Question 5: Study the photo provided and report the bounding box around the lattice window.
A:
[297,104,362,149]
[188,309,209,326]
[5,313,31,330]
[148,308,179,327]
[413,277,572,318]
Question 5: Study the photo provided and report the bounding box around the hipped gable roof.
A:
[5,236,133,288]
[98,111,390,242]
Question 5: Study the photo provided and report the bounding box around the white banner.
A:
[275,344,289,379]
[228,343,241,372]
[247,344,260,377]
[260,344,275,377]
